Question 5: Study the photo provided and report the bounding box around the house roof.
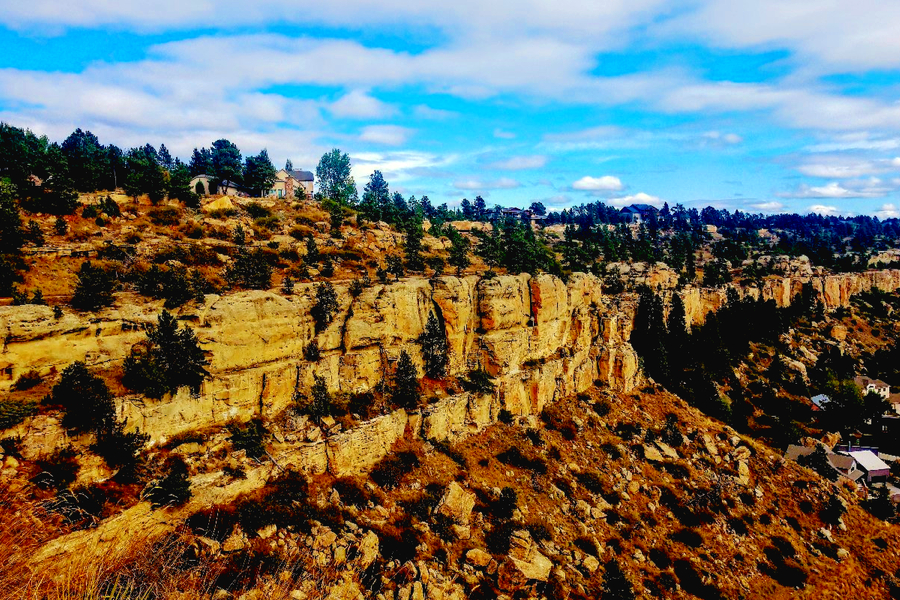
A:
[289,169,314,181]
[855,376,889,389]
[811,394,830,409]
[846,450,891,473]
[847,468,867,482]
[828,453,856,472]
[621,203,658,214]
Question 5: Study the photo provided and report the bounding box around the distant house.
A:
[844,450,891,483]
[620,204,659,224]
[269,169,314,200]
[190,174,211,196]
[855,376,891,400]
[785,444,865,482]
[189,175,247,197]
[488,206,546,225]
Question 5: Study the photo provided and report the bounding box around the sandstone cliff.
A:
[3,269,900,477]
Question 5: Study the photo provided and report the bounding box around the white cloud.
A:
[782,180,893,199]
[808,204,841,216]
[875,203,900,219]
[702,131,743,145]
[351,150,456,183]
[413,105,457,120]
[748,201,785,212]
[487,155,547,170]
[493,129,516,139]
[572,175,623,192]
[328,90,396,119]
[359,125,413,146]
[796,157,887,179]
[607,192,662,208]
[453,177,520,190]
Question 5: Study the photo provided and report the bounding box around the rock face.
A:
[435,482,475,525]
[4,269,900,475]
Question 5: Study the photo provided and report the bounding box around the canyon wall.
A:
[3,268,900,476]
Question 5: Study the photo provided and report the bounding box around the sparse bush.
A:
[303,339,321,361]
[320,257,334,277]
[145,456,192,508]
[245,202,270,219]
[226,248,273,289]
[601,559,636,600]
[0,398,37,429]
[91,420,149,476]
[33,446,80,489]
[12,369,42,391]
[575,471,604,494]
[147,206,181,226]
[227,418,268,460]
[370,450,419,489]
[460,368,496,395]
[498,408,514,424]
[485,520,517,554]
[54,216,68,235]
[333,477,377,508]
[496,446,547,474]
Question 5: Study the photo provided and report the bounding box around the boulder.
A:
[435,482,475,525]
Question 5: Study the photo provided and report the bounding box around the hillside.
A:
[3,191,900,599]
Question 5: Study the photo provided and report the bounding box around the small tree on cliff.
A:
[51,361,116,434]
[392,350,420,409]
[419,312,449,379]
[311,281,339,333]
[123,310,209,398]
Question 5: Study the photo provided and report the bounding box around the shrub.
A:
[460,368,496,395]
[575,471,604,494]
[148,206,181,226]
[333,477,376,509]
[145,457,192,508]
[225,249,273,289]
[349,277,366,297]
[496,446,547,474]
[25,221,44,246]
[671,528,704,548]
[493,486,518,520]
[91,420,149,475]
[133,264,199,308]
[245,202,271,219]
[280,276,294,295]
[54,216,68,235]
[303,339,321,361]
[33,446,80,489]
[71,261,116,310]
[601,559,636,600]
[426,255,445,275]
[227,418,268,460]
[498,409,514,424]
[12,370,41,392]
[320,257,334,277]
[648,547,672,569]
[485,520,517,554]
[50,362,115,434]
[593,399,612,417]
[0,398,37,429]
[311,281,338,333]
[52,484,107,528]
[370,450,419,489]
[123,310,209,398]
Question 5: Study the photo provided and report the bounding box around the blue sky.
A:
[2,1,900,217]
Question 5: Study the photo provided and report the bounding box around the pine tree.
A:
[311,282,338,333]
[419,313,449,379]
[446,225,470,275]
[52,361,116,434]
[71,261,116,311]
[404,219,425,271]
[392,350,420,409]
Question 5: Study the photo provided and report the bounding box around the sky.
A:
[2,2,900,217]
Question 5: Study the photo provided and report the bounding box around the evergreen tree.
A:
[285,159,293,171]
[158,144,174,170]
[189,147,213,176]
[301,374,333,424]
[225,248,273,289]
[210,139,243,193]
[473,196,487,220]
[168,162,198,206]
[461,198,473,220]
[311,281,339,333]
[123,310,209,398]
[392,350,420,409]
[304,235,319,264]
[71,261,116,310]
[446,225,470,275]
[243,149,277,197]
[0,180,24,295]
[359,170,389,223]
[404,218,425,271]
[419,313,449,379]
[631,286,668,383]
[51,361,116,434]
[475,226,503,272]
